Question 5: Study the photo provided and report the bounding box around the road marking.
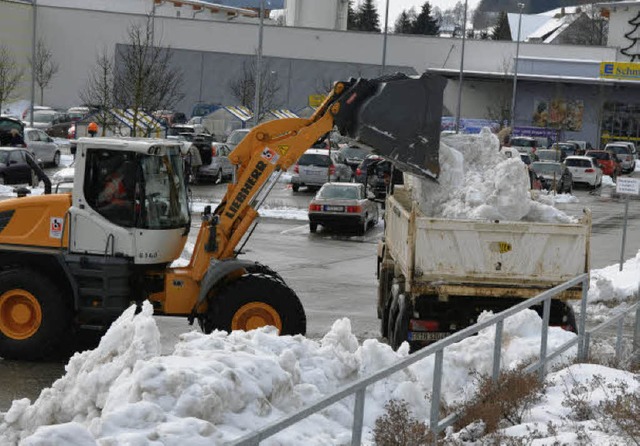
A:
[280,224,308,235]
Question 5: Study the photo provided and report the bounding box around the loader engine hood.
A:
[333,72,447,180]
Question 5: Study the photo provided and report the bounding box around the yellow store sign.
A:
[600,62,640,80]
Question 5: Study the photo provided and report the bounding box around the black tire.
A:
[52,151,61,167]
[309,222,318,233]
[292,184,299,192]
[205,274,306,336]
[0,268,73,360]
[387,292,399,346]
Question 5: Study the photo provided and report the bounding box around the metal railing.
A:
[230,273,640,445]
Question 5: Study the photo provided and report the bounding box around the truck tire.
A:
[292,184,299,192]
[206,273,306,336]
[388,294,411,351]
[0,268,72,360]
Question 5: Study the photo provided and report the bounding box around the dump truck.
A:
[377,184,591,350]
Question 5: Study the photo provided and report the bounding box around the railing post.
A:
[351,387,366,446]
[539,298,551,381]
[634,304,640,362]
[578,277,589,361]
[492,320,503,382]
[430,350,444,441]
[615,318,624,364]
[584,332,591,361]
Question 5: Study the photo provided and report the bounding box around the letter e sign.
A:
[50,217,64,239]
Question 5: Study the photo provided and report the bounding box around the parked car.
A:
[564,155,603,188]
[604,143,636,173]
[45,113,76,139]
[291,148,352,192]
[367,159,404,199]
[0,116,25,146]
[225,128,251,150]
[510,136,540,155]
[585,150,621,178]
[168,123,208,137]
[307,182,378,234]
[155,110,187,127]
[0,147,38,185]
[191,102,222,119]
[550,142,579,159]
[66,106,92,121]
[23,127,61,166]
[530,162,573,193]
[536,149,563,163]
[609,140,637,159]
[339,146,372,172]
[22,109,59,130]
[197,143,234,183]
[354,154,384,184]
[520,153,536,165]
[566,140,592,154]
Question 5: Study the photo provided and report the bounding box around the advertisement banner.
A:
[532,98,583,131]
[441,117,501,133]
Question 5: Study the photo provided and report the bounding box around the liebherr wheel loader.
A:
[0,73,446,360]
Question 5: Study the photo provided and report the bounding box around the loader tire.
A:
[0,268,72,361]
[205,273,306,336]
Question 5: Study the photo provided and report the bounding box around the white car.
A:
[564,156,602,188]
[23,127,61,166]
[197,143,234,183]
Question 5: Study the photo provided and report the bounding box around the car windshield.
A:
[299,153,331,167]
[227,131,249,145]
[319,185,359,199]
[341,147,368,159]
[511,138,535,147]
[607,145,629,155]
[138,148,190,230]
[537,151,561,161]
[31,112,57,123]
[531,163,561,175]
[587,152,610,160]
[566,159,592,168]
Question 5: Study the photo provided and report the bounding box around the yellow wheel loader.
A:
[0,73,446,360]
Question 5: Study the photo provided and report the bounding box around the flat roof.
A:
[428,67,640,87]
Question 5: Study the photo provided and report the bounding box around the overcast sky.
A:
[373,0,481,27]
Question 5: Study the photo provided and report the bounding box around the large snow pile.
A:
[0,305,576,445]
[405,128,575,223]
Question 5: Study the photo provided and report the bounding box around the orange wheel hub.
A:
[0,289,42,340]
[232,302,282,332]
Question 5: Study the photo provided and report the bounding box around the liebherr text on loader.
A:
[0,73,446,360]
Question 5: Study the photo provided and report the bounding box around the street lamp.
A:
[510,3,525,129]
[253,0,265,126]
[381,0,390,75]
[454,0,468,134]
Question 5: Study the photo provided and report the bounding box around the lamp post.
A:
[29,0,37,127]
[454,0,468,134]
[253,0,265,127]
[510,3,525,129]
[381,0,390,75]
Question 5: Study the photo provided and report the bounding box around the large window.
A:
[84,148,189,229]
[601,102,640,142]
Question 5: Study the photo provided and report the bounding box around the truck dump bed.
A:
[385,186,591,300]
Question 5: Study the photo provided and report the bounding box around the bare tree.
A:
[563,6,608,46]
[485,58,512,127]
[0,46,23,113]
[229,56,281,121]
[113,17,184,136]
[29,38,59,105]
[80,50,115,136]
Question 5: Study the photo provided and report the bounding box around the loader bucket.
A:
[334,72,447,180]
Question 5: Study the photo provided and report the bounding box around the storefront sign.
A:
[600,62,640,80]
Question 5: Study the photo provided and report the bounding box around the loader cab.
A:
[69,138,190,264]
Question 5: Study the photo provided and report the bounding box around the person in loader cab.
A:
[97,155,134,224]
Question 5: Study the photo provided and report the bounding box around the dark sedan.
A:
[339,146,372,173]
[0,147,38,185]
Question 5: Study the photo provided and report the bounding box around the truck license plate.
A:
[324,205,344,212]
[408,331,449,342]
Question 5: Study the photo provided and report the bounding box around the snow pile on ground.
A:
[405,128,575,223]
[190,200,308,221]
[588,251,640,305]
[0,307,577,445]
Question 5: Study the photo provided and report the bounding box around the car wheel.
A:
[292,184,299,192]
[309,222,318,233]
[357,217,367,236]
[52,151,60,167]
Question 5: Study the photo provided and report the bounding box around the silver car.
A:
[308,182,378,234]
[291,148,352,192]
[197,143,234,183]
[605,143,635,173]
[23,127,61,166]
